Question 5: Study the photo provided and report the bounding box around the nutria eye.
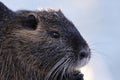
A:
[49,31,60,38]
[22,14,38,30]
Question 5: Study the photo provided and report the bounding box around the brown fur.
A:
[0,2,91,80]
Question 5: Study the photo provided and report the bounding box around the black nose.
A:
[80,51,88,58]
[79,47,90,59]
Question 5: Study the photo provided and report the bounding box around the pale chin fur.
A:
[75,57,90,71]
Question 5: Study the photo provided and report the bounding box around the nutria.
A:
[0,2,91,80]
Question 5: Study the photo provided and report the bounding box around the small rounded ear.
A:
[0,2,13,20]
[22,14,38,30]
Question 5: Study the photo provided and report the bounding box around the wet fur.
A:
[0,2,90,80]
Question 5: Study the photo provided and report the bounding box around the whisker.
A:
[60,58,71,80]
[45,57,67,80]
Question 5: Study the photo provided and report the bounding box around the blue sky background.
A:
[0,0,120,80]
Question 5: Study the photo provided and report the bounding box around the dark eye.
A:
[49,31,60,38]
[22,14,38,30]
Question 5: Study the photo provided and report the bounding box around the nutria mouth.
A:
[45,47,90,80]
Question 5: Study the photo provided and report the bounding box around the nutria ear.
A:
[22,14,38,30]
[0,2,13,20]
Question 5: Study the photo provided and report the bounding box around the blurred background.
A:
[1,0,119,80]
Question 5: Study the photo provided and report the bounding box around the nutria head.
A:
[0,2,91,80]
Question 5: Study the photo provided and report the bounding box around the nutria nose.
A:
[80,51,88,58]
[79,47,90,59]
